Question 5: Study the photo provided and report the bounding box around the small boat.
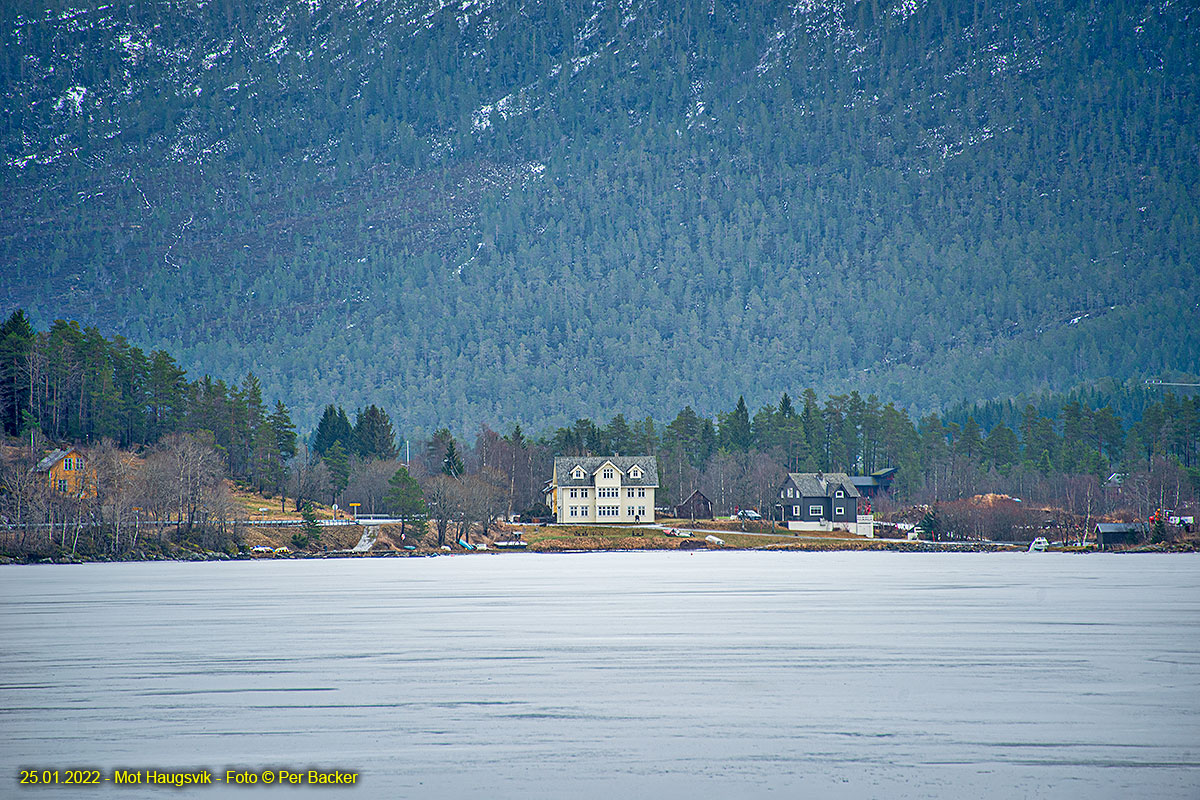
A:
[1028,537,1049,552]
[705,535,725,547]
[493,539,528,549]
[457,539,475,551]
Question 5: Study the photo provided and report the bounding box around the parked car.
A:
[736,509,762,520]
[273,547,292,556]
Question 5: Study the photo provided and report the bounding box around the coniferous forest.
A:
[1,1,1196,433]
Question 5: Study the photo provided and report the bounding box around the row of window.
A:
[568,487,649,499]
[781,486,845,499]
[567,505,649,519]
[571,465,646,480]
[791,505,847,517]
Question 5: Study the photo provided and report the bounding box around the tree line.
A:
[1,310,1196,558]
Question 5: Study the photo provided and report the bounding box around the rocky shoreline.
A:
[3,538,1196,565]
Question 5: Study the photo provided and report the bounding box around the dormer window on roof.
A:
[629,466,642,478]
[572,467,585,479]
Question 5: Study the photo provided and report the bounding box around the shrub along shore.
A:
[5,522,1195,564]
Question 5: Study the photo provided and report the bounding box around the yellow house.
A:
[36,447,93,498]
[545,456,658,524]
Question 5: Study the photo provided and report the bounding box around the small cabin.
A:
[1094,523,1146,550]
[674,490,713,520]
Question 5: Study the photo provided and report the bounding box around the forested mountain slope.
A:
[2,0,1197,432]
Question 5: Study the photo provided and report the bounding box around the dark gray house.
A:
[1095,523,1147,550]
[777,472,870,536]
[673,490,713,520]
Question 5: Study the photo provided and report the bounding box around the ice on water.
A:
[2,552,1198,798]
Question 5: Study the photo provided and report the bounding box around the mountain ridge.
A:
[2,0,1197,431]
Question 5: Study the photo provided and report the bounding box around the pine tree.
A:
[0,310,35,436]
[605,413,635,454]
[384,466,426,539]
[957,417,983,461]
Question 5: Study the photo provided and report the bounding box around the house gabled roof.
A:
[851,467,898,490]
[1095,523,1147,534]
[784,472,860,499]
[553,456,659,487]
[35,448,73,472]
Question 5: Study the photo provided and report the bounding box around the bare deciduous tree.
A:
[145,432,224,535]
[464,468,508,541]
[421,474,460,547]
[87,438,139,553]
[344,458,402,515]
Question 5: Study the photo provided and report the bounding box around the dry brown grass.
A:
[227,483,349,521]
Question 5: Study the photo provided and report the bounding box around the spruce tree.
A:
[353,404,398,459]
[313,404,353,456]
[442,440,465,478]
[324,440,350,503]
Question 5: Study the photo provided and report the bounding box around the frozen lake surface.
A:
[2,552,1199,798]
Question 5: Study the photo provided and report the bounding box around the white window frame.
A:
[573,468,584,479]
[835,506,845,516]
[627,506,635,517]
[836,490,844,498]
[792,505,800,516]
[809,505,823,517]
[603,468,614,480]
[637,488,646,498]
[630,466,642,478]
[787,487,794,498]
